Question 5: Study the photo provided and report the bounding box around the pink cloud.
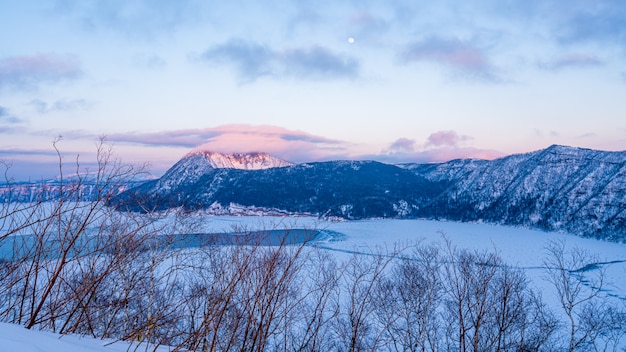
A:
[376,130,501,164]
[108,124,350,163]
[426,130,471,147]
[373,146,504,164]
[383,137,417,154]
[113,126,503,166]
[192,124,349,162]
[415,147,504,161]
[3,124,509,180]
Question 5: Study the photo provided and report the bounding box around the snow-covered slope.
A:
[115,160,441,216]
[187,151,293,170]
[137,151,293,197]
[404,145,626,241]
[0,322,170,352]
[2,217,625,350]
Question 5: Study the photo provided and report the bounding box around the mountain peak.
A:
[186,151,293,170]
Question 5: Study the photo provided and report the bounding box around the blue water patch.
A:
[0,228,344,261]
[165,228,322,248]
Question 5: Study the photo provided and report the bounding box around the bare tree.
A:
[283,248,341,352]
[373,244,443,352]
[543,239,622,352]
[442,238,557,352]
[0,138,195,352]
[335,246,398,352]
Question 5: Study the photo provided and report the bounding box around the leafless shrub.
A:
[373,244,443,352]
[441,239,558,352]
[284,249,341,352]
[334,246,399,352]
[543,239,625,352]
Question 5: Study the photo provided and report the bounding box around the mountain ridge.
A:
[401,144,626,241]
[113,145,626,241]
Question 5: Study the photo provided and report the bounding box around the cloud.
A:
[577,132,597,139]
[557,5,626,46]
[375,146,504,164]
[108,129,218,149]
[424,147,503,162]
[399,36,501,82]
[0,124,351,162]
[534,129,560,138]
[199,39,359,82]
[383,138,417,154]
[0,106,23,124]
[0,147,88,181]
[200,39,273,81]
[0,148,60,157]
[377,130,500,164]
[54,0,203,39]
[282,46,359,79]
[0,54,82,90]
[426,130,472,147]
[383,131,473,156]
[108,124,350,162]
[0,125,27,135]
[29,99,93,114]
[538,54,603,71]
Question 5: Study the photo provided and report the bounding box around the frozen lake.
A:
[197,216,626,302]
[3,213,624,301]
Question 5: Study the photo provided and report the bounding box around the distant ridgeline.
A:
[0,179,144,203]
[7,147,626,242]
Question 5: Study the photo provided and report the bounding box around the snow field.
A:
[2,215,624,351]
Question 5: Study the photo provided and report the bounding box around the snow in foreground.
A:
[2,217,624,351]
[0,322,171,352]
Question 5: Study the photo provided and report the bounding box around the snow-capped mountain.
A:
[114,159,441,218]
[187,151,293,170]
[114,145,626,241]
[128,151,294,205]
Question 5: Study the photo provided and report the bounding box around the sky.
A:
[1,0,626,180]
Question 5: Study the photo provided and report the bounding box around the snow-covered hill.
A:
[147,151,293,195]
[403,145,626,241]
[115,159,440,217]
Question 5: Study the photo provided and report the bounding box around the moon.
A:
[348,37,355,44]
